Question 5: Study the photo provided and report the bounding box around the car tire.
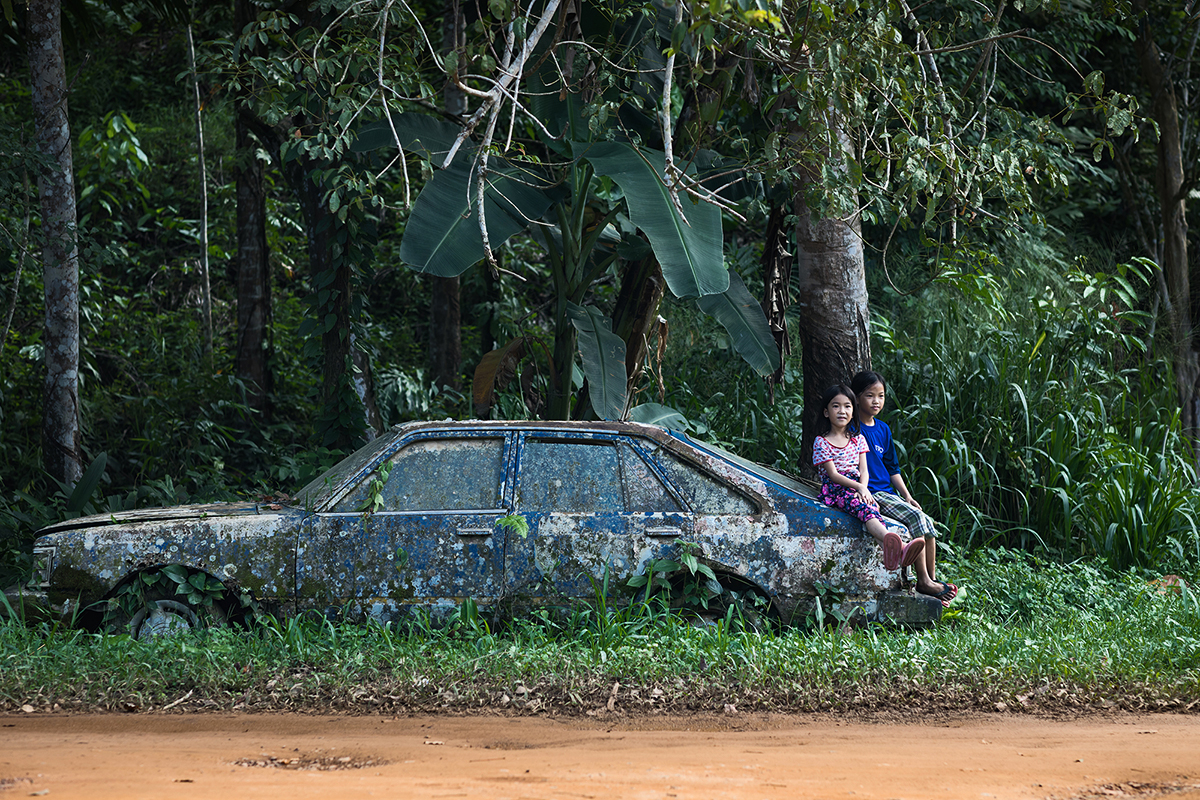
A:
[127,593,229,639]
[107,568,236,639]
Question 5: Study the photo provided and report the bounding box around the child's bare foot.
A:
[918,580,958,607]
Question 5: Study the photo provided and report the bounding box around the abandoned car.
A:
[14,420,942,636]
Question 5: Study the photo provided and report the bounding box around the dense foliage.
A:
[2,0,1199,590]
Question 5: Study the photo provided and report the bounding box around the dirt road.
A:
[2,712,1198,800]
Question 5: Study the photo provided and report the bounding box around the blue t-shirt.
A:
[858,418,901,494]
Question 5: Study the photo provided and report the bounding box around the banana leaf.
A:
[578,141,727,299]
[695,271,780,377]
[567,302,628,420]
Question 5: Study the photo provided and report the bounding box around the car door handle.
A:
[456,526,493,537]
[646,526,681,538]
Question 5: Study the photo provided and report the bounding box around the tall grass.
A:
[873,260,1200,570]
[2,550,1197,713]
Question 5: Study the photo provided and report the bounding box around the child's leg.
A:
[925,536,937,581]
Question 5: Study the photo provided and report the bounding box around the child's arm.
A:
[857,452,876,506]
[818,460,867,494]
[888,472,921,510]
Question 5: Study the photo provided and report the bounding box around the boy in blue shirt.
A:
[851,371,957,605]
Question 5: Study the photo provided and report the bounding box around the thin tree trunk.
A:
[794,133,871,479]
[186,23,212,363]
[28,0,82,486]
[1,170,32,356]
[1137,22,1199,467]
[761,205,793,402]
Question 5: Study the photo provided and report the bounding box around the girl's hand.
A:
[858,487,875,507]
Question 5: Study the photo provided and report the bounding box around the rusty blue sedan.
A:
[16,420,941,635]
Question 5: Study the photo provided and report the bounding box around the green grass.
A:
[2,550,1198,715]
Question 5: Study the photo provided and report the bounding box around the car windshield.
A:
[291,432,400,510]
[676,432,810,493]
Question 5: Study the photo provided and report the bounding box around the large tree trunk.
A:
[1137,25,1198,467]
[794,154,871,478]
[234,110,273,417]
[28,0,82,486]
[233,0,273,420]
[429,0,465,392]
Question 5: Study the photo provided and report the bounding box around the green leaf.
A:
[66,452,107,513]
[399,159,556,276]
[695,271,780,376]
[629,402,689,430]
[351,112,462,159]
[567,303,628,420]
[577,142,728,299]
[162,565,188,584]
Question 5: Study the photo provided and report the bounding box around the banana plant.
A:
[353,5,778,420]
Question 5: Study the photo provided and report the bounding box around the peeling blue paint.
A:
[20,421,941,627]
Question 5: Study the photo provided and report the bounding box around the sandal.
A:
[899,538,925,569]
[881,532,903,570]
[920,581,959,607]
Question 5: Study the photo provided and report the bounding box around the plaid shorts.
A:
[874,491,937,538]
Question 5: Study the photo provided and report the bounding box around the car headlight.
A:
[31,546,54,588]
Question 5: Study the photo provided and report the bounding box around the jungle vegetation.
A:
[1,0,1199,592]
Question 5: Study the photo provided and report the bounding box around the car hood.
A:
[36,502,281,535]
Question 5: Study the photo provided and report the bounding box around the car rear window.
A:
[656,450,757,515]
[619,443,681,512]
[333,437,505,512]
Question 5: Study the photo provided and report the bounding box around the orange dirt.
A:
[2,712,1199,799]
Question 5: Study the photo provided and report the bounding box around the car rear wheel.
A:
[670,571,779,632]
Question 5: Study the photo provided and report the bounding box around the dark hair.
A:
[817,384,857,434]
[851,370,887,397]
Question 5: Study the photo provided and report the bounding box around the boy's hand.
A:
[904,494,922,511]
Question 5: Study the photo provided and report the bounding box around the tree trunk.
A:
[429,0,465,392]
[186,23,212,364]
[612,253,665,403]
[573,253,665,420]
[233,0,273,420]
[234,109,272,418]
[28,0,82,486]
[1137,24,1199,467]
[429,277,462,391]
[282,152,359,448]
[762,205,794,401]
[794,153,871,479]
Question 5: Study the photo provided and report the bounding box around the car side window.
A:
[518,439,623,513]
[334,437,504,512]
[619,443,681,513]
[657,450,757,515]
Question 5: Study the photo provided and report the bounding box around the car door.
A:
[507,433,691,598]
[298,433,512,618]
